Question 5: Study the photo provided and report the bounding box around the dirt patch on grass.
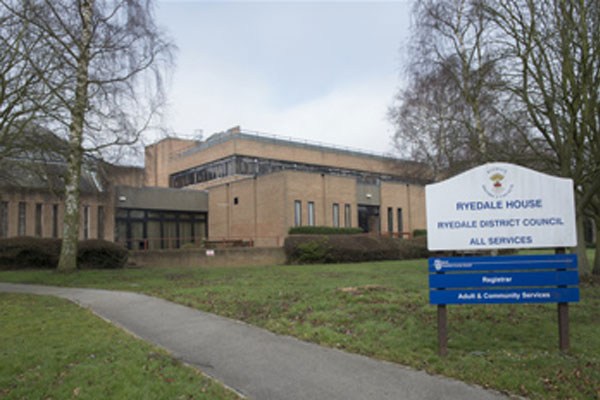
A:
[338,285,390,295]
[164,273,194,281]
[581,274,600,287]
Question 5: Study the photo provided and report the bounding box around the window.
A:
[344,204,351,227]
[97,206,104,239]
[18,202,26,236]
[83,206,89,239]
[388,207,393,233]
[308,201,315,226]
[116,208,207,250]
[35,203,43,237]
[397,208,403,238]
[52,204,59,238]
[332,203,339,227]
[294,200,302,227]
[0,202,8,237]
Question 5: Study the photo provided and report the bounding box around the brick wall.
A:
[0,189,114,240]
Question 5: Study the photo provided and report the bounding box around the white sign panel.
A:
[426,163,576,251]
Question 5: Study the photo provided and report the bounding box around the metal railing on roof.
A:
[170,128,403,162]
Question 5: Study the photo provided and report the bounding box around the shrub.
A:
[288,226,363,235]
[0,237,61,270]
[77,240,128,269]
[397,236,429,259]
[0,238,128,270]
[413,229,427,238]
[295,238,334,263]
[284,234,429,264]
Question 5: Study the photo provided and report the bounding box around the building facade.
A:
[0,126,431,248]
[143,127,431,246]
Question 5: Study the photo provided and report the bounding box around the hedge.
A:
[284,234,428,264]
[288,226,364,235]
[0,237,128,270]
[77,240,128,270]
[0,237,62,270]
[412,229,427,237]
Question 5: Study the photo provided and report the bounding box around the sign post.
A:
[425,163,579,356]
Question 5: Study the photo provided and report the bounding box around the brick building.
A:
[143,126,431,247]
[0,126,430,248]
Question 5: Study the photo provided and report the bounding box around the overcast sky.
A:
[154,0,414,155]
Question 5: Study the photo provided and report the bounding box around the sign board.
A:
[428,254,580,305]
[425,163,576,251]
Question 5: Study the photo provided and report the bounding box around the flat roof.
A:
[181,128,405,163]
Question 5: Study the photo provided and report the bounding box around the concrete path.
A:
[0,283,509,400]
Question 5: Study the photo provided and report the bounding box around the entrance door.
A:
[358,205,380,233]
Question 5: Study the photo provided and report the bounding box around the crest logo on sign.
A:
[483,167,513,198]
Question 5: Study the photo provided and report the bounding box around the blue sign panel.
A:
[428,254,577,273]
[429,270,579,289]
[430,288,580,305]
[428,254,579,305]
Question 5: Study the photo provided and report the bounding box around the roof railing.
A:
[169,128,403,162]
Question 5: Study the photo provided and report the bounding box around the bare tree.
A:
[393,0,600,274]
[484,0,600,275]
[390,0,532,179]
[0,2,56,163]
[1,0,174,271]
[408,0,500,157]
[389,64,470,180]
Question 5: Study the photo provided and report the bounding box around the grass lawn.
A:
[0,293,240,400]
[1,259,599,399]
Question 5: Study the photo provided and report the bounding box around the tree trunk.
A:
[57,0,93,272]
[593,217,600,275]
[575,213,590,277]
[57,152,82,271]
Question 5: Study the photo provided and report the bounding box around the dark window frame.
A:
[0,201,8,237]
[18,202,26,236]
[35,203,43,237]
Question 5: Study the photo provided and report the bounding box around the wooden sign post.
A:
[428,254,579,356]
[424,163,579,357]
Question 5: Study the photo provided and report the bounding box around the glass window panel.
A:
[83,206,89,240]
[131,222,144,250]
[180,221,193,245]
[97,206,104,240]
[18,202,26,236]
[129,210,144,219]
[116,221,128,248]
[35,204,43,237]
[194,221,206,241]
[52,204,59,238]
[388,207,393,233]
[344,204,351,228]
[163,220,177,249]
[308,202,315,226]
[194,213,207,222]
[0,202,8,237]
[146,220,161,250]
[332,203,339,227]
[294,200,302,227]
[116,209,128,218]
[397,208,403,238]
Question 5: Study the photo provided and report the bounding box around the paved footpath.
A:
[0,283,510,400]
